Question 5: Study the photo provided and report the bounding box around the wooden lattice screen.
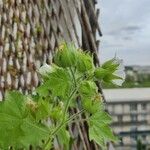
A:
[0,0,102,149]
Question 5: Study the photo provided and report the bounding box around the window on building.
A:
[119,137,123,145]
[141,103,147,110]
[142,135,146,141]
[118,115,123,122]
[107,105,114,114]
[131,114,138,122]
[130,104,137,111]
[130,127,138,142]
[114,104,122,114]
[141,114,146,121]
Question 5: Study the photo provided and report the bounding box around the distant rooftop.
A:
[103,88,150,102]
[125,66,150,74]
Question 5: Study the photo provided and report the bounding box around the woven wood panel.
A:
[0,0,101,149]
[0,0,83,100]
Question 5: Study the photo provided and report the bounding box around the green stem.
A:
[70,119,87,124]
[70,68,77,88]
[63,89,77,120]
[50,109,85,137]
[65,109,85,123]
[43,89,77,149]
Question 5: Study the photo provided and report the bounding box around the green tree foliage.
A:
[0,43,124,149]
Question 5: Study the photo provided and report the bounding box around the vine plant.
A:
[0,43,125,150]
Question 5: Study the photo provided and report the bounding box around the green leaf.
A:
[76,51,94,73]
[94,68,109,80]
[102,58,114,68]
[54,43,77,68]
[36,100,52,121]
[89,111,117,148]
[103,74,122,83]
[79,81,98,98]
[94,58,121,83]
[47,67,72,98]
[20,118,49,148]
[90,111,112,125]
[94,66,122,83]
[89,126,105,148]
[82,98,101,114]
[0,91,49,149]
[50,106,63,121]
[36,81,50,97]
[57,127,70,150]
[102,58,119,72]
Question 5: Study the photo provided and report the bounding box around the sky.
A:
[97,0,150,66]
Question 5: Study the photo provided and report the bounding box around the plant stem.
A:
[70,118,87,124]
[43,89,77,149]
[65,109,85,123]
[70,67,77,88]
[50,109,85,138]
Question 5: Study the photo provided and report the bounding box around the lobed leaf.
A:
[57,127,70,150]
[0,91,49,149]
[46,67,72,98]
[89,111,118,148]
[76,51,95,73]
[79,81,98,98]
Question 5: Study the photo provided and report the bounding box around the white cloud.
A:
[97,0,150,65]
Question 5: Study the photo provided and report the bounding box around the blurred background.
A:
[97,0,150,149]
[0,0,149,149]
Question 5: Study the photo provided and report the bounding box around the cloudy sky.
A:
[97,0,150,66]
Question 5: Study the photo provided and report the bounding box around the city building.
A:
[125,66,150,83]
[104,88,150,150]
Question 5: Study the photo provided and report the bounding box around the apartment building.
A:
[104,88,150,150]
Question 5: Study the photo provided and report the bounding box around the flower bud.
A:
[112,58,126,86]
[94,68,109,80]
[38,63,52,76]
[79,81,98,98]
[94,57,125,86]
[54,43,77,68]
[76,51,94,72]
[58,101,64,109]
[26,98,38,112]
